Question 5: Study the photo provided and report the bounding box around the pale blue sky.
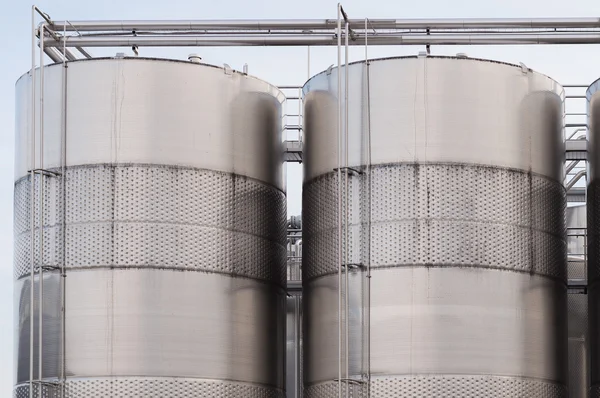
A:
[2,0,600,395]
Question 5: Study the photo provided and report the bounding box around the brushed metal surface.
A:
[303,56,565,182]
[302,56,567,397]
[15,269,285,385]
[14,58,287,396]
[286,295,302,398]
[568,292,590,398]
[304,268,567,384]
[588,79,600,398]
[15,58,285,189]
[14,272,62,383]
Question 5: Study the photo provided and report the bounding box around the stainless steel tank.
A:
[587,78,600,398]
[567,204,589,398]
[302,56,567,397]
[13,57,287,397]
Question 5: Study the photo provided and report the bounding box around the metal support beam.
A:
[284,140,303,162]
[566,139,587,160]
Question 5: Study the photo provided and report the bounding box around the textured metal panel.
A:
[14,58,285,189]
[15,378,284,398]
[303,56,565,182]
[304,269,567,384]
[303,164,566,281]
[304,376,568,398]
[14,382,61,398]
[568,292,589,398]
[14,164,287,285]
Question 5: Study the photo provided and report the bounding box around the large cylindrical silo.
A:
[566,204,589,398]
[302,56,567,397]
[14,57,287,397]
[588,78,600,398]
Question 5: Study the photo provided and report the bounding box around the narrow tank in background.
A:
[302,56,567,397]
[567,204,589,398]
[587,78,600,398]
[13,57,287,397]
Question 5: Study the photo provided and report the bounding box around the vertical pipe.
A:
[60,21,68,398]
[298,87,302,142]
[303,45,310,142]
[364,18,372,398]
[336,4,342,398]
[295,295,301,397]
[344,20,350,398]
[38,25,46,397]
[29,7,37,398]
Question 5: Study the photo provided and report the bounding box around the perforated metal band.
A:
[14,378,285,398]
[14,164,287,285]
[304,376,567,398]
[303,163,566,281]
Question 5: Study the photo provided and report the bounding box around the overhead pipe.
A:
[45,32,600,47]
[43,47,65,62]
[49,17,600,32]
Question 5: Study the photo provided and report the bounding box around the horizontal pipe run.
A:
[49,17,600,32]
[45,32,600,47]
[43,47,64,62]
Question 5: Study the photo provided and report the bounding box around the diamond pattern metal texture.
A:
[13,164,287,285]
[15,378,284,398]
[304,376,568,398]
[14,382,60,398]
[303,163,566,281]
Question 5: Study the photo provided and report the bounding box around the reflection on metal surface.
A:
[587,78,600,398]
[14,58,286,396]
[303,56,567,397]
[568,292,590,398]
[286,295,303,398]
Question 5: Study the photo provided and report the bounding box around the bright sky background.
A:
[2,0,600,395]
